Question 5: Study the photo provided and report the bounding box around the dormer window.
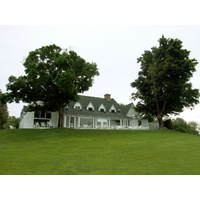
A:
[87,102,94,111]
[88,107,93,111]
[98,104,106,112]
[109,105,116,113]
[74,102,82,110]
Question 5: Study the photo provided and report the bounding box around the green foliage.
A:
[188,121,199,130]
[7,116,20,129]
[163,119,173,129]
[172,118,199,135]
[131,36,199,128]
[6,44,99,127]
[0,90,9,129]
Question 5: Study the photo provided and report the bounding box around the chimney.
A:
[104,94,111,101]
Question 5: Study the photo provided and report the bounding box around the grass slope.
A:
[0,128,200,175]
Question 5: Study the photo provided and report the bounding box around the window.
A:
[138,120,142,126]
[34,111,51,119]
[110,120,120,126]
[87,102,94,111]
[103,122,107,126]
[98,104,106,112]
[46,112,51,119]
[109,105,116,113]
[75,106,81,110]
[41,111,45,118]
[34,111,52,128]
[74,102,82,110]
[97,121,101,126]
[88,107,93,111]
[80,117,93,128]
[34,111,40,118]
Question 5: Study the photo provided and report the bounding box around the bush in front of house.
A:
[7,116,21,129]
[172,118,199,135]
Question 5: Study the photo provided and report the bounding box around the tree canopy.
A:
[0,90,9,129]
[131,36,199,128]
[6,44,99,127]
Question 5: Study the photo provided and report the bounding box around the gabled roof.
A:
[65,95,133,118]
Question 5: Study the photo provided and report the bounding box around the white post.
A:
[121,119,124,128]
[74,117,76,128]
[64,115,66,128]
[120,119,122,127]
[68,116,71,128]
[93,117,95,128]
[78,117,80,128]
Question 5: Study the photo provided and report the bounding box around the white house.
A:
[19,94,152,129]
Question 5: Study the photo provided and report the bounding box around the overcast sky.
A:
[0,25,200,122]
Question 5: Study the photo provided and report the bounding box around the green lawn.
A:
[0,128,200,175]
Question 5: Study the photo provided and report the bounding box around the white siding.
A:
[141,119,149,129]
[51,112,59,127]
[127,107,137,117]
[19,112,34,128]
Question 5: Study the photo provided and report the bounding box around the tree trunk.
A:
[58,104,64,128]
[157,115,164,129]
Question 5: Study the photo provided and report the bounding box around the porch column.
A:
[64,115,66,128]
[120,119,122,127]
[78,117,80,128]
[93,117,95,128]
[68,116,71,128]
[74,117,76,128]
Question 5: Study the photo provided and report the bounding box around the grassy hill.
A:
[0,128,200,175]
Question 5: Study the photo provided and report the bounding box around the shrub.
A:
[172,118,199,135]
[7,116,20,129]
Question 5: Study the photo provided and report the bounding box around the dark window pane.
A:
[88,107,93,111]
[41,111,45,118]
[46,112,51,119]
[34,111,40,118]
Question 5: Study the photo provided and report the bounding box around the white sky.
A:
[0,25,200,122]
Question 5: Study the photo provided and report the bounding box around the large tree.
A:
[0,90,9,129]
[131,36,199,128]
[6,44,99,128]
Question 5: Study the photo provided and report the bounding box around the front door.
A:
[70,117,75,128]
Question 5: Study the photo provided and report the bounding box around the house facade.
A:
[19,94,151,129]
